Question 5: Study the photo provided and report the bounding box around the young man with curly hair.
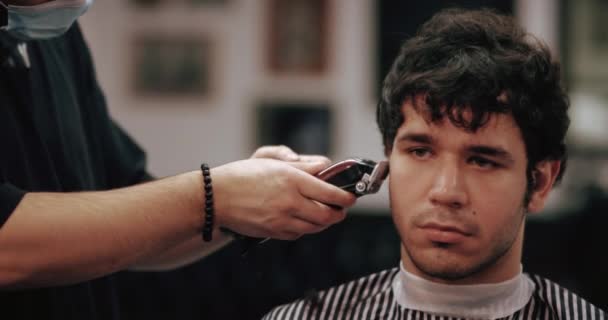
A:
[264,8,607,319]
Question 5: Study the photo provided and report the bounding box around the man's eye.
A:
[470,156,499,168]
[409,148,432,159]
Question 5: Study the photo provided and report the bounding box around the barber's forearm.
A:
[0,171,205,289]
[130,230,233,272]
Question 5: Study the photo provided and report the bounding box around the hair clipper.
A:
[222,158,389,254]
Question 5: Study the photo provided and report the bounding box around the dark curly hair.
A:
[377,8,570,198]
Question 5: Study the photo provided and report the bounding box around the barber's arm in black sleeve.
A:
[70,24,153,188]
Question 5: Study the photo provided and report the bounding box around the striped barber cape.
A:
[262,268,607,320]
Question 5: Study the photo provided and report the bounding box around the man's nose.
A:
[428,161,468,209]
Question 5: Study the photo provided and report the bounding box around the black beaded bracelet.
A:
[200,163,214,242]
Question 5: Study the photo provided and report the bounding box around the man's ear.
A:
[527,160,562,213]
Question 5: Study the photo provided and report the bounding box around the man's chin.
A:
[405,247,508,284]
[418,265,478,281]
[403,246,484,282]
[411,259,478,281]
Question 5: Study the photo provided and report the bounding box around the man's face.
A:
[389,98,531,284]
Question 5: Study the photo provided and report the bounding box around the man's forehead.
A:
[397,101,523,146]
[400,99,517,132]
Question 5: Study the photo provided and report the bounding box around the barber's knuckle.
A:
[283,171,301,189]
[276,194,295,210]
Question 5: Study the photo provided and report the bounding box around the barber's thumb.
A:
[252,145,299,161]
[289,159,330,174]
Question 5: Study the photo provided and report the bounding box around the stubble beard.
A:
[401,211,525,282]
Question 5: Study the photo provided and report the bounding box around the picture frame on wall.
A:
[132,35,213,98]
[256,102,332,155]
[267,0,329,74]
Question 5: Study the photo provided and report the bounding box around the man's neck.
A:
[392,262,535,319]
[401,249,523,285]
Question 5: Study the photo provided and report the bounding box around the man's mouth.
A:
[419,222,472,244]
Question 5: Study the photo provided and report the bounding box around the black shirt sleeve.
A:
[0,183,25,228]
[0,25,154,228]
[68,25,155,188]
[103,118,155,188]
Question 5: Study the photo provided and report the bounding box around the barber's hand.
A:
[211,158,357,240]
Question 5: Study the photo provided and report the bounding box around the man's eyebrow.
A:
[395,134,516,162]
[467,145,515,162]
[395,133,436,145]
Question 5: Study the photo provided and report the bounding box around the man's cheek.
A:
[391,204,409,229]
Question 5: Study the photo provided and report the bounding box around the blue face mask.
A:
[1,0,94,40]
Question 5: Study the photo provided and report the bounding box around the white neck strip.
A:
[392,263,535,319]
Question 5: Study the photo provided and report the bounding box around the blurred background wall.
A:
[79,0,608,318]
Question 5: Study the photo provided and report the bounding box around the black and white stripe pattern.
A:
[262,268,607,320]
